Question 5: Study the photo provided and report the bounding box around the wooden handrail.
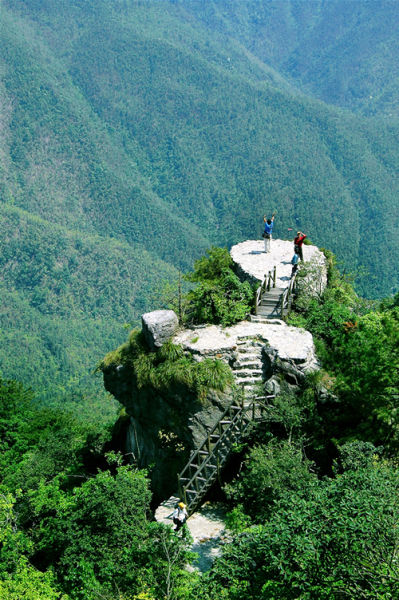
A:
[254,267,277,314]
[177,394,275,513]
[178,401,241,484]
[280,272,297,319]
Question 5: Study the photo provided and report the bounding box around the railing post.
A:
[273,266,276,287]
[267,271,271,291]
[207,433,211,454]
[178,270,182,324]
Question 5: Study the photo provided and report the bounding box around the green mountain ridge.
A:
[1,0,399,403]
[0,202,177,404]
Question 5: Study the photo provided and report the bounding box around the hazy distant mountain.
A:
[184,0,399,117]
[1,0,399,401]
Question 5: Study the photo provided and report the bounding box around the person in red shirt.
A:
[294,231,307,261]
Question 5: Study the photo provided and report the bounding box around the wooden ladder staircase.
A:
[177,394,274,515]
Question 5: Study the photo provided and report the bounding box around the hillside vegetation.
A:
[1,247,399,598]
[1,0,399,404]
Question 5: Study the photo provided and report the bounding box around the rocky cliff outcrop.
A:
[103,314,318,500]
[230,239,327,295]
[102,239,325,502]
[103,341,234,500]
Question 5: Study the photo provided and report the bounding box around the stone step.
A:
[235,377,264,387]
[260,299,281,306]
[233,369,263,378]
[237,344,264,352]
[257,307,281,316]
[250,315,285,325]
[261,290,283,296]
[261,292,282,299]
[236,353,263,361]
[232,362,263,370]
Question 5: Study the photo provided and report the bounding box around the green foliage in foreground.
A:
[0,376,192,600]
[198,445,399,600]
[288,252,399,455]
[184,247,254,326]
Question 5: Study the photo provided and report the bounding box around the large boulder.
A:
[141,309,179,351]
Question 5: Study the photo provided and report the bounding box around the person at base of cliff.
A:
[172,502,188,532]
[294,231,307,261]
[263,213,275,253]
[291,251,299,277]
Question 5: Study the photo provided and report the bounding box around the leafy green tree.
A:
[198,454,399,599]
[25,465,191,600]
[224,440,317,523]
[184,247,254,326]
[0,493,67,600]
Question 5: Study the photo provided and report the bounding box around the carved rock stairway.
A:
[231,336,266,399]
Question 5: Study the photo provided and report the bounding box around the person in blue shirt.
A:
[291,251,299,277]
[263,213,275,252]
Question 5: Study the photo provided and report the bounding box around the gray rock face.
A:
[124,387,232,500]
[104,317,319,501]
[141,309,179,350]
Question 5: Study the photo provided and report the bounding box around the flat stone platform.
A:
[174,320,316,367]
[230,239,326,287]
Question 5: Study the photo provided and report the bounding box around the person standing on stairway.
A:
[172,502,188,532]
[263,213,275,253]
[291,251,299,277]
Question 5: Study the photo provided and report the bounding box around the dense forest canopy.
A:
[1,2,398,403]
[1,246,399,598]
[2,1,399,597]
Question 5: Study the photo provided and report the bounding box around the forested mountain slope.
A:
[185,0,399,117]
[1,0,399,402]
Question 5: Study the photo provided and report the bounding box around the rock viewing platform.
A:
[230,238,327,288]
[174,320,316,367]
